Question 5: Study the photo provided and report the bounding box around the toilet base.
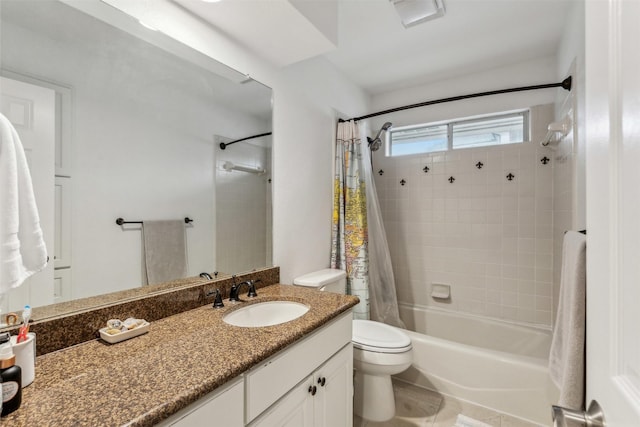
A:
[353,370,395,422]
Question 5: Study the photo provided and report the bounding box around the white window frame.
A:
[387,109,530,156]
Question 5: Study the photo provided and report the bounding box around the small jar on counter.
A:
[0,333,21,417]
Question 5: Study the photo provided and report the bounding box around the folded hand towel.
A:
[0,113,48,293]
[549,230,587,409]
[142,220,187,285]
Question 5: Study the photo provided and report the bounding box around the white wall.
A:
[369,56,559,131]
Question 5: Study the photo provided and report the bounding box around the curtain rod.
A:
[339,76,572,123]
[219,132,272,150]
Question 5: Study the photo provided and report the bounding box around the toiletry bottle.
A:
[0,333,21,417]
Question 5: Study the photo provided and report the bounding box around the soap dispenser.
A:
[0,333,21,416]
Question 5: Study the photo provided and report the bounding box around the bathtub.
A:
[395,304,559,426]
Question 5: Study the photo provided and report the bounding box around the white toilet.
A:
[293,269,413,422]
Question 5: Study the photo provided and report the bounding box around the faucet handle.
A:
[247,280,259,297]
[206,289,225,308]
[229,281,242,302]
[213,289,224,308]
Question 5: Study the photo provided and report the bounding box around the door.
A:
[585,0,640,425]
[0,76,55,311]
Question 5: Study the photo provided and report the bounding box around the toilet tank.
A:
[293,269,347,294]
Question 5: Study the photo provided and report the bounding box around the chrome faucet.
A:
[229,280,259,302]
[199,272,219,280]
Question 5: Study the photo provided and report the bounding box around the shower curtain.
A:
[361,123,405,328]
[331,120,370,319]
[331,120,404,327]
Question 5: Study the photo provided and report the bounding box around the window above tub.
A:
[388,110,529,157]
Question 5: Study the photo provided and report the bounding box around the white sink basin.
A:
[222,301,310,327]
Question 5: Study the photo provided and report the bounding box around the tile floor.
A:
[354,379,543,427]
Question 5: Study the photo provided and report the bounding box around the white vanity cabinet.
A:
[157,377,244,427]
[155,310,353,427]
[244,311,352,424]
[250,344,353,427]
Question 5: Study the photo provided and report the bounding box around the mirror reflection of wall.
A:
[0,0,272,314]
[215,135,272,274]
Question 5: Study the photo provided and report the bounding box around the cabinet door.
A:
[251,377,314,427]
[245,312,351,422]
[161,378,243,427]
[314,344,353,427]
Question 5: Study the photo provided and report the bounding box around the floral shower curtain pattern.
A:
[331,120,370,319]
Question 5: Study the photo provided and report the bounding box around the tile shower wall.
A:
[374,105,556,326]
[216,141,271,274]
[552,89,577,320]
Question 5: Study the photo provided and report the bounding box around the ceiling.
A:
[174,0,576,95]
[324,0,576,94]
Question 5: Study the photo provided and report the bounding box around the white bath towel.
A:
[142,220,187,285]
[0,113,48,293]
[549,230,586,410]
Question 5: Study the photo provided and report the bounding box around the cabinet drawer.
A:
[157,377,244,426]
[245,311,352,422]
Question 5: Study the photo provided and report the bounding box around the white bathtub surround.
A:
[374,104,557,327]
[399,303,552,358]
[396,305,557,425]
[548,231,586,410]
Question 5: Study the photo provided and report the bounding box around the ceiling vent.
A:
[390,0,446,28]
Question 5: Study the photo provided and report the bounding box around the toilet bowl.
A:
[352,319,413,422]
[293,269,413,422]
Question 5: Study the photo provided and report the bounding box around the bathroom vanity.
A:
[1,285,358,426]
[161,312,353,427]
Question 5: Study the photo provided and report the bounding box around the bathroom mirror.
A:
[0,0,273,318]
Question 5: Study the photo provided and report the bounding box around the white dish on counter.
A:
[99,321,150,344]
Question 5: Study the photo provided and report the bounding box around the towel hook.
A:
[540,114,573,147]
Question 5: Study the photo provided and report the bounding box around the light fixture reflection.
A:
[138,20,158,31]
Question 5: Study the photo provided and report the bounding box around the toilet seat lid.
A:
[352,320,412,353]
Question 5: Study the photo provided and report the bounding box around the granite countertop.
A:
[3,285,359,426]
